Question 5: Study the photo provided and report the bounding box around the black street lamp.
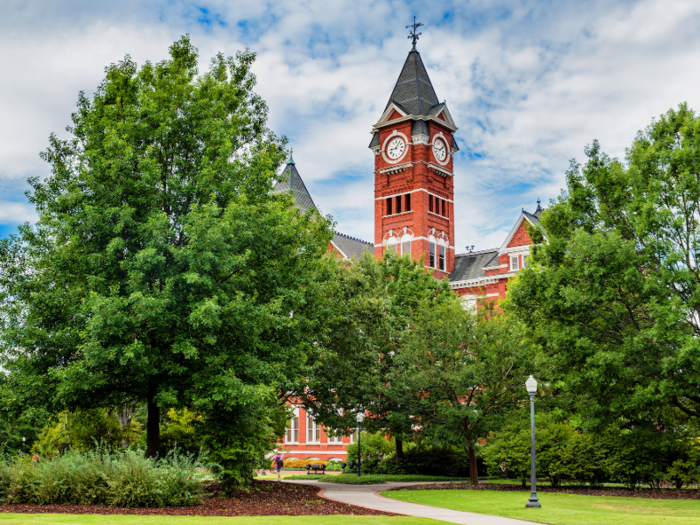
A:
[356,412,364,478]
[525,375,541,508]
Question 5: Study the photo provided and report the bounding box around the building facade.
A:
[273,45,541,461]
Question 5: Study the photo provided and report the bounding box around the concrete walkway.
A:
[284,479,535,525]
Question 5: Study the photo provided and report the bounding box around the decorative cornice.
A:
[379,162,412,175]
[372,114,458,133]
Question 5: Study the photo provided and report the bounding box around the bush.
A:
[374,444,470,477]
[0,447,205,507]
[346,432,394,473]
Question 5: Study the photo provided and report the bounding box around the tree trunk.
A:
[116,404,136,449]
[468,447,479,485]
[396,437,404,461]
[145,399,160,459]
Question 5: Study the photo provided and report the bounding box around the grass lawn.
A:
[0,516,444,525]
[384,488,700,525]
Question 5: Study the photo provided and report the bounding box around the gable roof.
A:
[498,209,544,252]
[273,158,317,212]
[385,50,440,117]
[450,249,499,282]
[332,232,373,260]
[273,155,374,258]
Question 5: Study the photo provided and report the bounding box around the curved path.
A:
[284,479,535,525]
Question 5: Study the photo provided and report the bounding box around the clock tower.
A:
[369,36,458,277]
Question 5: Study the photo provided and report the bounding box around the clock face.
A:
[386,137,406,160]
[433,138,447,162]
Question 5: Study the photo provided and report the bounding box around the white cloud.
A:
[1,0,699,253]
[0,201,37,224]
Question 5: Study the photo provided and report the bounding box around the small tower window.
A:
[429,243,436,268]
[396,195,402,214]
[406,193,411,212]
[439,245,446,271]
[386,197,392,215]
[442,199,446,217]
[429,195,433,213]
[401,240,411,258]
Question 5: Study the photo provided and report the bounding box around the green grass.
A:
[0,515,445,525]
[384,488,700,525]
[284,474,467,484]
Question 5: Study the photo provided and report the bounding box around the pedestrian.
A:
[274,453,284,481]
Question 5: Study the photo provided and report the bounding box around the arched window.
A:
[386,236,397,255]
[401,234,412,258]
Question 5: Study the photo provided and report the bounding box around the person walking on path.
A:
[273,453,284,481]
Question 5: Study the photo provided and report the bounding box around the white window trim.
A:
[510,255,519,271]
[285,408,300,444]
[307,414,321,444]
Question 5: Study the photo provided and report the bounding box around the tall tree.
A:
[508,103,700,428]
[398,299,532,484]
[0,36,334,468]
[302,252,452,457]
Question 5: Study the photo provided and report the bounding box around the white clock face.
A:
[386,137,406,160]
[433,138,447,162]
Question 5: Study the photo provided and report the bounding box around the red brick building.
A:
[272,44,541,462]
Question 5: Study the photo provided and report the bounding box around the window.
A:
[510,255,519,271]
[439,245,446,271]
[386,197,392,215]
[386,239,397,255]
[307,414,320,443]
[285,410,299,443]
[406,193,411,211]
[327,431,342,444]
[442,199,446,217]
[396,195,402,214]
[401,240,411,258]
[350,429,358,443]
[429,195,433,213]
[522,255,528,267]
[429,243,436,268]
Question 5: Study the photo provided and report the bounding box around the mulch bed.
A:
[388,481,700,500]
[0,480,394,516]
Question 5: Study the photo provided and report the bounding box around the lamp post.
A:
[356,412,364,478]
[525,375,541,508]
[22,437,25,456]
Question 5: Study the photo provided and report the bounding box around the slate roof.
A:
[369,132,380,149]
[523,210,542,228]
[385,50,440,117]
[273,158,317,212]
[332,232,373,260]
[274,155,374,259]
[449,249,499,283]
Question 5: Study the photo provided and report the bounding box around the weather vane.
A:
[407,17,423,50]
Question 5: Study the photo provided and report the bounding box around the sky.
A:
[2,0,700,252]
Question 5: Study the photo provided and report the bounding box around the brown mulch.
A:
[0,480,394,516]
[388,481,700,500]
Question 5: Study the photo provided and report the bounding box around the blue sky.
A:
[2,0,700,250]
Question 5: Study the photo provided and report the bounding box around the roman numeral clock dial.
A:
[386,137,406,160]
[433,138,447,162]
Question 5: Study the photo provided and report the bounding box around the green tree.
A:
[0,35,334,481]
[508,103,700,429]
[301,252,452,458]
[398,299,532,484]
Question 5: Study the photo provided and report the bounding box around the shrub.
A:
[375,444,470,477]
[346,432,394,473]
[283,459,328,469]
[0,447,205,507]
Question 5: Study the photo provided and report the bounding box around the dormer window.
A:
[510,255,519,271]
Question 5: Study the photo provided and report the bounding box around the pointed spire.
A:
[535,197,544,218]
[384,49,439,116]
[287,148,295,165]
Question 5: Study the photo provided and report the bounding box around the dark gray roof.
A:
[274,157,374,259]
[369,132,380,149]
[451,136,460,153]
[411,120,429,138]
[449,249,499,282]
[385,50,440,117]
[273,161,316,212]
[523,210,542,229]
[332,232,373,260]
